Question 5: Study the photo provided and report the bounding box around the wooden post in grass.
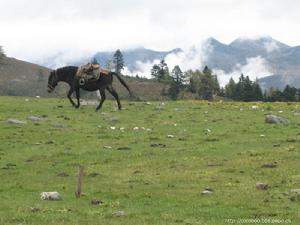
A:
[75,165,84,198]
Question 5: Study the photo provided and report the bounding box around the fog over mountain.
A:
[36,36,300,89]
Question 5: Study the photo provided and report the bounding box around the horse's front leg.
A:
[96,89,106,111]
[75,89,80,108]
[67,88,76,107]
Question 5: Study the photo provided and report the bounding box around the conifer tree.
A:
[113,49,124,74]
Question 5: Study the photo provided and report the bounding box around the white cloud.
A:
[264,41,280,53]
[164,40,213,72]
[214,56,272,87]
[122,40,213,78]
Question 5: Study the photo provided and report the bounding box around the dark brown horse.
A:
[47,66,133,111]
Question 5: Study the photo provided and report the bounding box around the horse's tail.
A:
[111,72,134,97]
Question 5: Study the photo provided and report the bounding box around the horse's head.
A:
[47,70,58,93]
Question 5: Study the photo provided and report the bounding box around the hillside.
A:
[0,56,166,99]
[0,57,51,96]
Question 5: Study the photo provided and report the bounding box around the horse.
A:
[47,66,133,111]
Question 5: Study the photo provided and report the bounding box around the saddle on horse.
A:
[76,63,110,85]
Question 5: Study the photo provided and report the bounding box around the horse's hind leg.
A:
[96,89,106,111]
[75,89,80,108]
[106,86,121,110]
[67,88,76,107]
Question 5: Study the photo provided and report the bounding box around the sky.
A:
[1,0,300,62]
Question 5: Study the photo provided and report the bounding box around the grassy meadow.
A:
[0,96,300,225]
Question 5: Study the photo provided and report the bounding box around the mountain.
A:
[13,36,300,91]
[205,36,300,89]
[93,47,182,71]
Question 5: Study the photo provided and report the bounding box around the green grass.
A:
[0,96,300,225]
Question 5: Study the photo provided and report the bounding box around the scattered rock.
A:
[256,182,269,190]
[261,163,277,168]
[117,147,131,151]
[167,135,175,138]
[265,115,289,124]
[103,146,112,149]
[88,172,100,177]
[2,163,17,169]
[150,143,166,148]
[40,192,61,200]
[57,172,69,177]
[30,207,40,213]
[7,119,27,125]
[155,106,164,111]
[290,189,300,194]
[27,116,44,122]
[91,199,103,205]
[51,123,67,128]
[112,210,126,217]
[294,112,300,116]
[201,189,213,195]
[204,187,213,192]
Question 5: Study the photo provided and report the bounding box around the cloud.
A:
[1,0,300,62]
[122,40,213,78]
[264,40,280,53]
[213,56,273,87]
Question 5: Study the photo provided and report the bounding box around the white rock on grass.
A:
[251,105,259,110]
[167,135,175,138]
[256,182,269,190]
[265,115,289,124]
[290,189,300,194]
[112,210,126,217]
[133,127,139,130]
[201,188,213,195]
[7,119,27,125]
[40,192,61,200]
[27,116,44,122]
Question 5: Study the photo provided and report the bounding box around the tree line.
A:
[150,59,300,102]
